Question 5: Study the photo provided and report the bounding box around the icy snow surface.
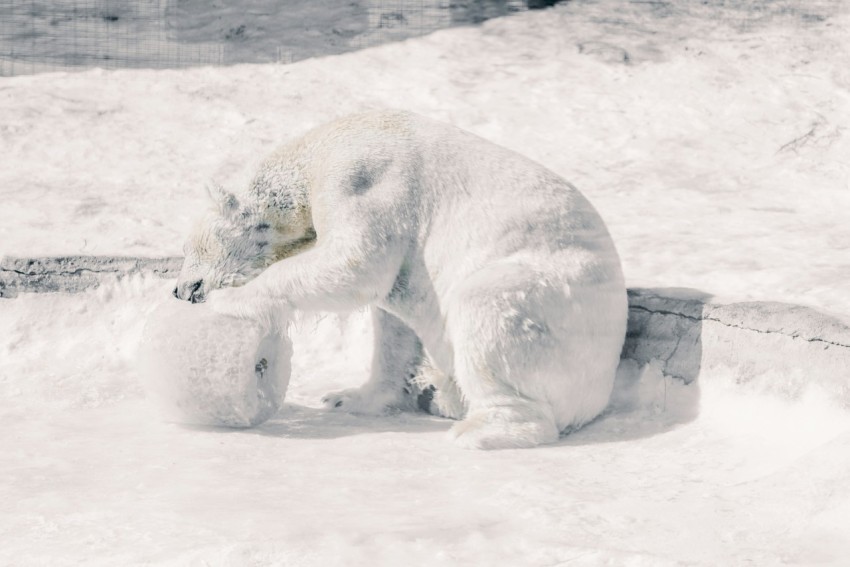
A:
[2,0,850,564]
[2,278,850,565]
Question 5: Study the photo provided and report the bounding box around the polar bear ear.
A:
[206,182,240,217]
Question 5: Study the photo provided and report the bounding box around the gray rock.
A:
[625,287,850,406]
[0,255,182,298]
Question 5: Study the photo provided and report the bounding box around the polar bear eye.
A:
[221,272,245,287]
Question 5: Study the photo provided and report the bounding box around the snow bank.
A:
[0,276,370,414]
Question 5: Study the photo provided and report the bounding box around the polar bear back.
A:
[276,111,623,291]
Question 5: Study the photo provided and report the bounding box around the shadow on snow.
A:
[182,286,710,446]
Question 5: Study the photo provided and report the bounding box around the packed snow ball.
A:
[137,298,292,427]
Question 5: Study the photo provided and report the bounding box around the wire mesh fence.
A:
[0,0,842,76]
[0,0,546,76]
[0,0,224,75]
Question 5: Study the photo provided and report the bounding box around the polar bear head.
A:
[174,183,315,303]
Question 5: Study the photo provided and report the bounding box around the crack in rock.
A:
[2,266,115,277]
[0,255,183,298]
[629,304,850,350]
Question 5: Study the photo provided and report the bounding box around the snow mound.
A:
[137,298,291,427]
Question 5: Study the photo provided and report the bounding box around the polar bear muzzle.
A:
[174,278,206,303]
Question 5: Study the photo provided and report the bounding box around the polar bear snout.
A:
[174,278,206,304]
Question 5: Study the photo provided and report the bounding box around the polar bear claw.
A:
[321,385,408,415]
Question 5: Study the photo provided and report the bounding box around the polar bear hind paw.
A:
[449,404,560,450]
[321,386,406,415]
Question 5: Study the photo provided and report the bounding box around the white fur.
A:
[178,110,628,449]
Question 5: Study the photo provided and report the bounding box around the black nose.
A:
[175,279,205,303]
[188,280,205,303]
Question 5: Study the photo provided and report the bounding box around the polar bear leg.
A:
[445,267,564,450]
[322,307,422,414]
[449,375,561,450]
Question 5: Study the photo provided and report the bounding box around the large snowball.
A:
[137,298,291,427]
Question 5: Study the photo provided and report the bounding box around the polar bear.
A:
[175,110,628,449]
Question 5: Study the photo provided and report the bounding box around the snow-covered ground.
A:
[2,277,849,566]
[2,0,850,564]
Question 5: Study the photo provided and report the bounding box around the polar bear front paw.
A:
[321,386,402,415]
[208,286,255,318]
[208,286,278,321]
